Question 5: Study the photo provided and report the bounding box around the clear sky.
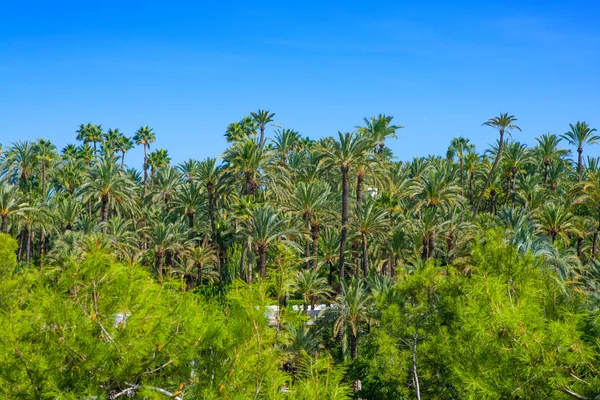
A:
[1,1,599,167]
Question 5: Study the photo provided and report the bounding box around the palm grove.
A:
[0,112,600,399]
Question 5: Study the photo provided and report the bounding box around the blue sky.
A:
[1,1,599,167]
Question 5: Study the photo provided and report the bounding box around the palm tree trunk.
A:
[593,222,600,258]
[26,229,32,266]
[459,158,464,188]
[474,131,504,218]
[39,231,45,269]
[240,242,246,282]
[350,332,358,360]
[197,263,203,287]
[339,166,349,288]
[356,169,365,210]
[304,217,311,265]
[578,148,583,181]
[361,232,368,278]
[504,176,511,204]
[544,162,550,184]
[18,228,25,262]
[143,144,148,195]
[41,159,46,199]
[1,215,7,233]
[468,172,474,206]
[187,212,194,237]
[258,244,267,279]
[155,251,164,280]
[428,236,435,260]
[577,236,583,260]
[491,191,497,215]
[101,195,109,225]
[311,223,319,269]
[259,125,265,148]
[121,151,125,166]
[244,171,255,196]
[247,246,253,284]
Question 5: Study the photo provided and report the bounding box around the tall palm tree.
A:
[80,155,135,228]
[223,139,267,196]
[35,138,56,199]
[333,279,373,365]
[4,141,37,189]
[575,170,600,257]
[150,221,185,279]
[535,203,579,243]
[239,205,296,279]
[133,125,156,194]
[251,109,276,148]
[185,243,218,288]
[560,121,599,181]
[534,133,569,184]
[473,113,521,217]
[197,158,221,247]
[446,136,474,187]
[293,269,331,311]
[172,182,204,232]
[76,123,103,157]
[147,148,170,178]
[352,200,388,277]
[0,184,27,233]
[499,141,531,204]
[358,114,403,154]
[285,181,332,266]
[318,132,371,286]
[115,133,134,166]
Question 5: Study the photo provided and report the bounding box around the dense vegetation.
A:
[1,112,599,399]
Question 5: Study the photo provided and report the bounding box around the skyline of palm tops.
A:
[1,112,599,280]
[2,110,600,398]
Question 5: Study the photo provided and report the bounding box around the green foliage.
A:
[0,233,17,271]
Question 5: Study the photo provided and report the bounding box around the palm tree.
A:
[285,181,332,266]
[76,123,103,157]
[333,279,373,365]
[293,269,331,311]
[560,121,599,181]
[172,182,204,232]
[185,243,218,288]
[177,159,199,185]
[499,141,531,204]
[239,204,296,279]
[147,148,171,178]
[223,139,267,196]
[61,144,78,161]
[318,132,371,286]
[34,138,56,199]
[251,109,276,148]
[115,133,134,166]
[412,168,462,214]
[4,141,37,189]
[358,114,403,154]
[446,136,474,187]
[80,155,135,228]
[352,200,388,277]
[102,128,121,157]
[197,158,221,247]
[534,133,569,184]
[0,184,27,233]
[575,170,600,257]
[473,113,521,217]
[535,203,580,243]
[149,221,185,279]
[133,125,156,194]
